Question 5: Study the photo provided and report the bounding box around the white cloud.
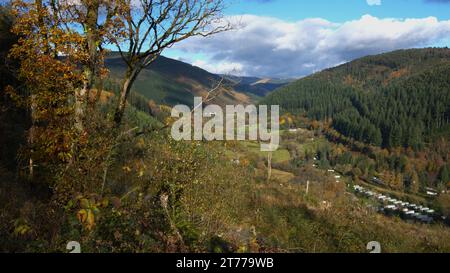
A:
[367,0,382,6]
[173,14,450,77]
[192,60,244,76]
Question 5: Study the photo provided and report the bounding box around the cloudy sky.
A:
[164,0,450,78]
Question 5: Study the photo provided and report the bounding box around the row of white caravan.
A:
[353,185,438,224]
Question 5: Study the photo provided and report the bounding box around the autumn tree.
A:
[7,0,122,178]
[109,0,229,125]
[50,0,122,131]
[7,0,85,177]
[7,0,229,184]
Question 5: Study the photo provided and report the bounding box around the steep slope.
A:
[105,53,252,107]
[262,48,450,148]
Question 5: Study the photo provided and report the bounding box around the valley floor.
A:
[222,128,450,253]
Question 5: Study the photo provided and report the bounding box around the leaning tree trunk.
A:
[114,66,141,126]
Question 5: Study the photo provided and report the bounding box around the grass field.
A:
[240,141,291,163]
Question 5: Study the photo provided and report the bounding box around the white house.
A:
[427,191,438,196]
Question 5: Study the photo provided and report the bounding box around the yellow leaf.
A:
[77,209,87,223]
[86,210,95,230]
[20,226,29,235]
[14,223,31,237]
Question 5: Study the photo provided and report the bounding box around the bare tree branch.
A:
[108,0,231,125]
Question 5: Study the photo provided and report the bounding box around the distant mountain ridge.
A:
[105,53,289,107]
[106,53,250,107]
[222,75,294,97]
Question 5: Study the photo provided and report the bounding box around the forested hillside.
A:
[106,53,253,107]
[262,48,450,149]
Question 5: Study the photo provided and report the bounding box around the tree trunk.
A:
[85,1,99,105]
[93,68,104,107]
[74,1,100,132]
[28,94,37,180]
[29,0,46,179]
[74,80,88,132]
[114,67,140,126]
[267,152,272,181]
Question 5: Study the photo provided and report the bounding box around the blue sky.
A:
[227,0,450,22]
[165,0,450,78]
